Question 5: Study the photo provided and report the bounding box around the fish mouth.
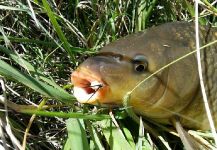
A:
[71,69,109,104]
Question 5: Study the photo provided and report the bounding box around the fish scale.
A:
[201,31,217,126]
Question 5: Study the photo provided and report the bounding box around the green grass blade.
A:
[0,59,74,103]
[0,5,28,11]
[0,45,67,92]
[182,0,206,25]
[22,109,110,120]
[0,36,57,47]
[122,127,136,149]
[86,121,104,150]
[41,0,76,61]
[0,46,36,72]
[64,118,90,150]
[0,36,88,52]
[90,126,105,150]
[136,0,158,31]
[99,119,133,150]
[136,117,152,150]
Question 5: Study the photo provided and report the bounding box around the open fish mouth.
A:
[71,70,109,104]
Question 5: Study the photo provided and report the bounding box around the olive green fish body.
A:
[71,22,217,130]
[180,26,217,129]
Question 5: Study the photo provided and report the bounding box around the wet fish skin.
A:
[71,22,217,130]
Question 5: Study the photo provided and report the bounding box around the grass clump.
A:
[0,0,217,149]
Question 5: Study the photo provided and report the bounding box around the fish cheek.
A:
[99,61,136,104]
[130,72,166,108]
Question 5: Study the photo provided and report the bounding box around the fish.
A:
[71,22,217,130]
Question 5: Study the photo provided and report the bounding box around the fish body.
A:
[71,22,217,130]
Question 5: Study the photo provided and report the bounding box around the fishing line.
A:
[86,84,103,102]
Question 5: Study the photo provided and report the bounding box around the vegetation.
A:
[0,0,217,149]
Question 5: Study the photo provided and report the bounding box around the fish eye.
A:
[135,63,147,72]
[132,55,148,73]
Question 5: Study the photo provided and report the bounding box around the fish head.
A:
[71,31,167,105]
[71,22,199,119]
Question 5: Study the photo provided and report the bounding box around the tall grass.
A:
[0,0,216,149]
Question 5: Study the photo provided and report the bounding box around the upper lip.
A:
[71,68,107,95]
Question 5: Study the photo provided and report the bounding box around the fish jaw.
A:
[71,69,109,104]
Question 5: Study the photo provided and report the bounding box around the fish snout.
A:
[71,58,110,104]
